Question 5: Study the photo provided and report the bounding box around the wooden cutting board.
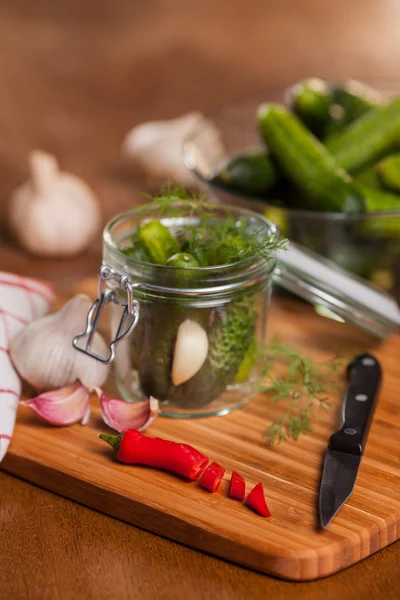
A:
[2,278,400,581]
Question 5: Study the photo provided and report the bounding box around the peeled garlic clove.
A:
[9,150,101,257]
[10,294,110,391]
[96,389,159,432]
[171,319,208,386]
[23,382,90,426]
[121,112,225,188]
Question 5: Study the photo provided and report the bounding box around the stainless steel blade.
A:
[319,448,361,528]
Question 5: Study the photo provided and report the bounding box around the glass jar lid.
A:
[274,242,400,339]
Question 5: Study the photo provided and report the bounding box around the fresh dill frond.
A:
[141,183,211,218]
[242,227,287,263]
[135,185,287,267]
[261,339,348,446]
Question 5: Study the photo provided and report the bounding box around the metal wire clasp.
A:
[72,265,140,364]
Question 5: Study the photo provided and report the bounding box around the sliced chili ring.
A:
[229,471,246,501]
[199,461,225,493]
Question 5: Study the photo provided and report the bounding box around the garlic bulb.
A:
[171,319,208,386]
[10,294,110,391]
[9,150,101,257]
[121,112,224,188]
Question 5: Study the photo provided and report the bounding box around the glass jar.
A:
[99,203,275,417]
[73,202,400,418]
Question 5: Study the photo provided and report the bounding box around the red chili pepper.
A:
[246,482,271,517]
[229,470,246,501]
[100,430,208,480]
[199,461,225,493]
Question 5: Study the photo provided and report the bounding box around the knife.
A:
[319,353,382,528]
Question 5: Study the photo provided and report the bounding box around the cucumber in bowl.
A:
[182,77,400,297]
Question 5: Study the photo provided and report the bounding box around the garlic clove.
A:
[171,319,208,386]
[121,112,225,188]
[10,294,110,392]
[9,150,101,257]
[95,389,159,432]
[23,382,90,426]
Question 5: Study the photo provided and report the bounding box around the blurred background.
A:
[1,0,399,287]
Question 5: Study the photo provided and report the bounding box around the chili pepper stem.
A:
[99,433,121,452]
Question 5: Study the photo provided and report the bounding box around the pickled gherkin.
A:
[137,287,258,408]
[166,252,200,268]
[138,220,179,264]
[138,301,209,401]
[168,294,258,408]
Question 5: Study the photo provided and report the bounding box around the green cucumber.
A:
[355,184,400,236]
[333,80,381,120]
[325,80,381,136]
[210,150,278,197]
[288,78,333,137]
[138,220,180,264]
[376,153,400,192]
[258,104,363,212]
[356,184,400,212]
[166,252,200,268]
[288,78,381,138]
[325,97,400,172]
[353,165,381,189]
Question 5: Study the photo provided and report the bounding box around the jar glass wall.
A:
[103,203,276,418]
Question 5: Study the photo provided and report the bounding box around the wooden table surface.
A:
[1,1,400,598]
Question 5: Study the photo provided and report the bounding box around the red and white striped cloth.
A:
[0,272,54,462]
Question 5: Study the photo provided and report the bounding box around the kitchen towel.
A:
[0,272,54,461]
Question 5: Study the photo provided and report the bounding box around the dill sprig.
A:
[261,340,347,446]
[141,183,212,218]
[137,185,287,266]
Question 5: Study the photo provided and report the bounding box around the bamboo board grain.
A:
[2,282,400,581]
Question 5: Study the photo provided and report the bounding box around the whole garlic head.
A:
[9,150,101,257]
[121,112,225,188]
[10,294,110,391]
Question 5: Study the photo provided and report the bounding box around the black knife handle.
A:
[329,353,382,456]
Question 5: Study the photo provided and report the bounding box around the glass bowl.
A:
[182,80,400,300]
